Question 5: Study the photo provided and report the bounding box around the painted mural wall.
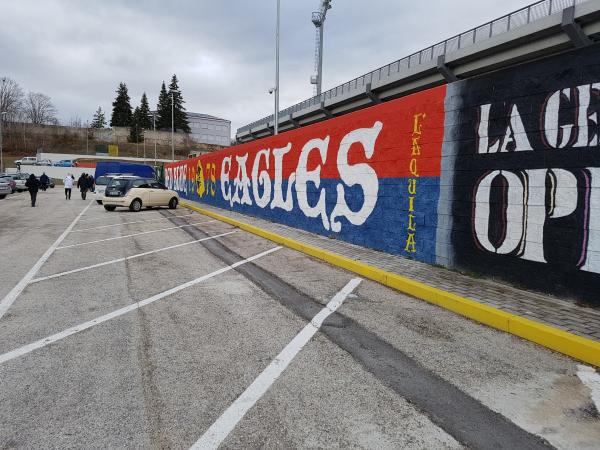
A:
[166,87,446,264]
[166,44,600,304]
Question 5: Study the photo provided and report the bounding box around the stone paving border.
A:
[180,200,600,367]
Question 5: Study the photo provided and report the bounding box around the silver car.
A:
[0,179,11,198]
[5,173,27,192]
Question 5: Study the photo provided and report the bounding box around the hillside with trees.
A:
[0,74,223,166]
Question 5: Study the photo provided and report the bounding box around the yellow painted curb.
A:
[181,201,600,367]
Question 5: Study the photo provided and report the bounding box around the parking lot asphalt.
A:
[1,188,599,449]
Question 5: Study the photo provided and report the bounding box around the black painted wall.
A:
[446,44,600,304]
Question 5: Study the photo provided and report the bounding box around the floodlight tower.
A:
[310,0,332,96]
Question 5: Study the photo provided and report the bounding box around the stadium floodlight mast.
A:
[310,0,333,96]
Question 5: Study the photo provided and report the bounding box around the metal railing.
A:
[238,0,588,135]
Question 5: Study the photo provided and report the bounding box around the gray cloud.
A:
[0,0,529,133]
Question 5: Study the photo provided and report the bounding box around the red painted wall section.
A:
[171,85,446,182]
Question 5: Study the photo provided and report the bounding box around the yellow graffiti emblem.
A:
[196,161,205,197]
[207,162,216,197]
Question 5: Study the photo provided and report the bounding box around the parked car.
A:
[0,178,11,199]
[0,175,17,193]
[94,173,133,204]
[14,156,38,167]
[54,159,75,167]
[103,176,179,212]
[35,158,53,166]
[4,173,28,192]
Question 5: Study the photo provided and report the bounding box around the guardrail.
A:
[238,0,589,135]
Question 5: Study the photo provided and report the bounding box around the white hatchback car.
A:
[102,176,179,212]
[94,173,134,204]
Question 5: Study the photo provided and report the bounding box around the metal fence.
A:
[238,0,589,134]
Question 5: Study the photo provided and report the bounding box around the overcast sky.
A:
[0,0,530,134]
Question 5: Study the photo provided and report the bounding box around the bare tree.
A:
[69,116,83,128]
[24,92,57,125]
[0,77,24,121]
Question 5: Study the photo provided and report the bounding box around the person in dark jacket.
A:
[25,174,40,207]
[39,173,49,191]
[86,174,95,193]
[77,173,88,200]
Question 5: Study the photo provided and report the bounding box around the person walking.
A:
[77,173,88,200]
[86,173,95,193]
[40,172,49,191]
[25,174,40,207]
[64,174,73,200]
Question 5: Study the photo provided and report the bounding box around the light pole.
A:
[171,92,175,162]
[153,113,157,166]
[274,0,280,135]
[85,121,89,155]
[0,112,6,173]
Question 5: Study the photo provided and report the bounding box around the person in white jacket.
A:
[63,174,74,200]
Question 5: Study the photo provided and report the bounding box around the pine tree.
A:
[129,107,143,143]
[138,92,152,130]
[168,74,191,133]
[155,82,170,130]
[110,82,133,127]
[90,107,106,128]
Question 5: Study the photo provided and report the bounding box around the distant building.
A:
[186,112,231,146]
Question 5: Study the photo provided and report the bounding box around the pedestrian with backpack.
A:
[25,174,40,207]
[78,173,88,200]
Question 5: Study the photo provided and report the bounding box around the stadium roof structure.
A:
[237,0,600,142]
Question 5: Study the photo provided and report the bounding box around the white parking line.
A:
[577,365,600,412]
[171,211,200,218]
[75,209,197,223]
[56,220,218,249]
[30,231,238,283]
[190,277,362,450]
[0,246,282,365]
[71,214,204,233]
[71,215,199,232]
[0,201,93,321]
